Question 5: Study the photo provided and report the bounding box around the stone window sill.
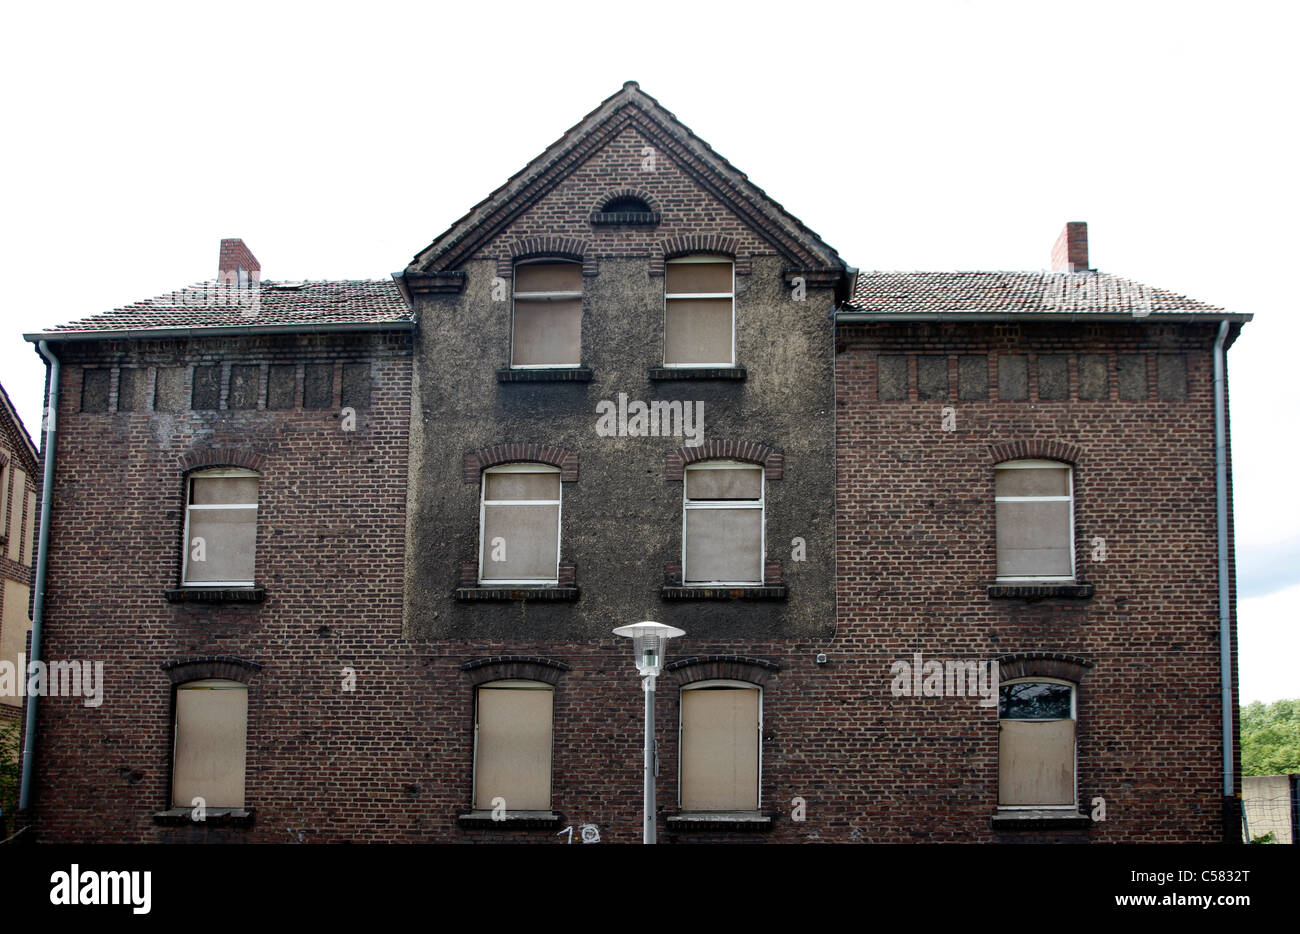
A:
[665,811,772,832]
[648,366,746,381]
[990,809,1090,830]
[456,810,563,830]
[661,585,787,600]
[496,367,593,383]
[153,807,255,827]
[987,583,1094,600]
[165,587,266,604]
[455,586,580,602]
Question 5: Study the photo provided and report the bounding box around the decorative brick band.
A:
[462,443,579,483]
[460,655,570,687]
[996,652,1093,684]
[405,271,467,295]
[665,440,783,481]
[988,440,1081,465]
[161,655,263,685]
[179,448,266,473]
[666,655,780,687]
[782,267,844,289]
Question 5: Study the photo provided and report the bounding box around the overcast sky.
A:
[0,0,1293,703]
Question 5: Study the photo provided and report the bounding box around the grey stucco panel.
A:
[403,256,836,641]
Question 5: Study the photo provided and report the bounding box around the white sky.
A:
[0,0,1293,702]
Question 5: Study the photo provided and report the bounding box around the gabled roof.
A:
[405,81,845,278]
[0,379,39,472]
[26,280,413,341]
[841,271,1250,321]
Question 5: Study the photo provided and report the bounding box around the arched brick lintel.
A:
[989,440,1081,465]
[461,656,570,687]
[161,655,263,685]
[665,440,783,481]
[591,187,660,214]
[666,655,780,687]
[652,235,749,277]
[997,652,1093,684]
[179,448,266,474]
[462,443,579,483]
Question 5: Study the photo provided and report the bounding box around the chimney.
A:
[1051,222,1089,273]
[218,238,261,287]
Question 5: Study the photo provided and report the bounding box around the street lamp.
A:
[612,620,685,844]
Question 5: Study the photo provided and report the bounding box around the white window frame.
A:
[663,254,735,368]
[993,458,1075,583]
[478,463,562,586]
[510,258,583,370]
[471,679,555,813]
[997,676,1078,811]
[682,460,765,586]
[181,467,259,588]
[677,679,763,812]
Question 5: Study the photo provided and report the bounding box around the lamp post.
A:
[612,620,685,844]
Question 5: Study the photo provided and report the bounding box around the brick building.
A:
[0,381,39,726]
[17,82,1249,842]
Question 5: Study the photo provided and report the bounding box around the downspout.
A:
[1213,320,1235,836]
[18,341,59,814]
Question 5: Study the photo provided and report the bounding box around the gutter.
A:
[1213,319,1236,834]
[22,319,416,344]
[18,341,60,815]
[835,311,1253,324]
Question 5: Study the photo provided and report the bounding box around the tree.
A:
[0,718,19,839]
[1241,699,1300,776]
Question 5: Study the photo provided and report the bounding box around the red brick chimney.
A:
[1051,222,1089,273]
[218,239,261,286]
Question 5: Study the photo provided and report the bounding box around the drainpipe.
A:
[1213,320,1236,839]
[18,341,59,814]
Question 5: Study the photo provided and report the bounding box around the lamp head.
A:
[612,621,685,678]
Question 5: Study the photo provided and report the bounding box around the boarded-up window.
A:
[684,461,763,584]
[474,680,553,811]
[994,460,1073,580]
[6,469,26,562]
[680,683,760,811]
[172,679,247,808]
[665,256,733,366]
[183,468,259,586]
[479,465,560,584]
[22,490,36,566]
[998,680,1075,807]
[512,261,582,367]
[0,580,32,709]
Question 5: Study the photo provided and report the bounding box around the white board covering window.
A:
[473,680,554,811]
[994,459,1074,580]
[172,679,248,808]
[183,468,259,586]
[683,460,763,585]
[998,678,1076,808]
[512,260,582,367]
[680,681,761,811]
[479,464,561,585]
[665,256,734,367]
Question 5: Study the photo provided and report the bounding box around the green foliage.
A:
[0,718,19,839]
[1241,699,1300,776]
[1249,831,1276,844]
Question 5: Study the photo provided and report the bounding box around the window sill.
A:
[665,811,772,832]
[455,586,580,602]
[661,585,787,600]
[496,367,593,383]
[165,587,266,604]
[987,583,1094,600]
[590,211,660,226]
[990,809,1090,831]
[456,810,563,830]
[648,366,746,381]
[153,807,255,827]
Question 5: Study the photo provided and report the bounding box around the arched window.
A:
[679,680,761,811]
[998,677,1076,809]
[182,467,259,586]
[664,254,734,367]
[994,459,1074,581]
[682,459,764,585]
[473,679,554,812]
[511,259,582,368]
[479,463,561,585]
[172,679,248,809]
[602,196,653,214]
